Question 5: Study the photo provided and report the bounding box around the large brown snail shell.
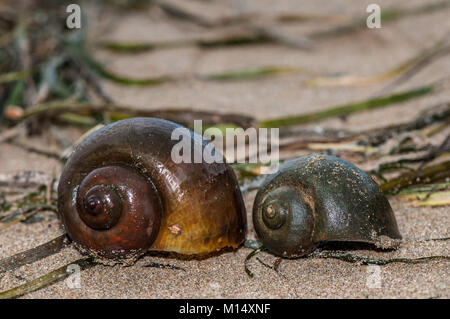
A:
[253,154,402,258]
[58,118,247,264]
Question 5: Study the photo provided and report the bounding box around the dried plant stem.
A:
[0,171,53,190]
[0,70,30,84]
[70,44,177,86]
[0,234,69,274]
[259,85,434,128]
[200,66,307,81]
[398,190,450,207]
[78,42,308,84]
[425,237,450,242]
[380,160,450,194]
[19,101,256,128]
[10,140,61,159]
[99,2,450,53]
[0,204,57,231]
[422,119,450,137]
[307,40,450,88]
[154,1,312,49]
[375,35,450,95]
[0,257,94,299]
[99,33,271,53]
[255,257,286,278]
[310,0,450,40]
[397,182,450,195]
[143,262,186,271]
[315,252,450,265]
[153,0,216,27]
[244,248,264,278]
[307,142,374,154]
[366,102,449,146]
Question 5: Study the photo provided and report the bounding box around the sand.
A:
[0,0,448,298]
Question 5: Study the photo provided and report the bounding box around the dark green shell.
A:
[253,154,402,257]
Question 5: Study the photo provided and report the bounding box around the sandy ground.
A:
[0,0,449,298]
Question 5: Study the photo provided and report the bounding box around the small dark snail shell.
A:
[253,154,402,258]
[58,118,246,264]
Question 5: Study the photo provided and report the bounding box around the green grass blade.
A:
[0,257,94,299]
[259,85,434,128]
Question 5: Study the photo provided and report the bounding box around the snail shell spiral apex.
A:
[253,154,402,258]
[58,118,247,264]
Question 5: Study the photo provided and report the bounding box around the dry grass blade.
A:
[256,257,286,279]
[153,0,312,49]
[82,38,306,84]
[10,139,62,159]
[153,0,216,27]
[255,257,286,278]
[70,44,178,86]
[253,26,313,50]
[259,85,434,128]
[99,1,447,54]
[201,66,307,81]
[375,37,450,95]
[315,252,450,265]
[98,32,272,53]
[0,257,94,299]
[19,101,257,128]
[425,237,450,242]
[310,0,450,40]
[274,12,350,24]
[244,248,264,278]
[233,162,271,177]
[398,190,450,207]
[0,204,57,231]
[307,142,374,154]
[0,209,39,230]
[0,234,70,274]
[422,119,450,138]
[397,182,450,194]
[380,160,450,194]
[143,262,186,271]
[0,171,52,190]
[306,70,407,87]
[0,70,30,84]
[366,102,450,146]
[99,40,185,53]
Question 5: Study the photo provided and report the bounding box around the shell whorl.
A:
[58,118,247,263]
[253,185,316,257]
[253,154,402,258]
[62,163,163,261]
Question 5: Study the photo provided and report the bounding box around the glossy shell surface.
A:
[58,118,247,262]
[253,154,402,257]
